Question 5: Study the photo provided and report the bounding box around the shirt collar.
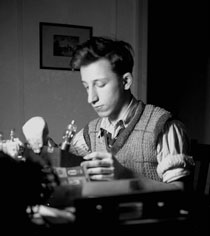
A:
[98,96,138,138]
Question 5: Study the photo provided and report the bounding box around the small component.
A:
[60,120,77,151]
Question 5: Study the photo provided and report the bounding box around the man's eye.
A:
[96,82,105,87]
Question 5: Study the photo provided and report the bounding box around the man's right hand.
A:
[81,151,134,181]
[81,151,115,181]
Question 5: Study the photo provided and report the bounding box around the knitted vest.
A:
[83,101,171,181]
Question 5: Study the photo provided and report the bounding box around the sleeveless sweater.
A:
[83,101,172,181]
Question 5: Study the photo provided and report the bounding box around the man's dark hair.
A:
[70,37,134,77]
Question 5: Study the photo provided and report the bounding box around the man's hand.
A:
[81,151,136,181]
[81,152,115,181]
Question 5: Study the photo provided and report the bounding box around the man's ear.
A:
[122,72,133,90]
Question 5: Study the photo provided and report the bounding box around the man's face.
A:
[80,59,125,121]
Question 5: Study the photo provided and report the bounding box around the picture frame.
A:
[40,22,92,71]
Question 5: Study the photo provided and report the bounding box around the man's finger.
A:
[81,159,113,168]
[90,173,114,181]
[83,151,112,160]
[87,167,114,175]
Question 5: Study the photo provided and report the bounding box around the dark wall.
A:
[147,1,208,141]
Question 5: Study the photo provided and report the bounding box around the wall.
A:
[0,0,148,143]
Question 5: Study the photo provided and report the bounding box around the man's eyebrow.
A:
[82,77,108,83]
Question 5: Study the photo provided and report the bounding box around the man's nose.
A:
[88,88,98,104]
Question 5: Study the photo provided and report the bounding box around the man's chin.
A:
[96,110,109,118]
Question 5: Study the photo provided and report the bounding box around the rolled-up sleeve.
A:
[156,120,195,183]
[69,129,90,156]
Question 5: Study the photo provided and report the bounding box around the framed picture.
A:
[40,22,92,70]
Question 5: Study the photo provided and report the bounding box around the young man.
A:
[1,37,194,192]
[69,37,194,191]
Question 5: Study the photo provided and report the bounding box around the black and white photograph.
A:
[0,0,209,234]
